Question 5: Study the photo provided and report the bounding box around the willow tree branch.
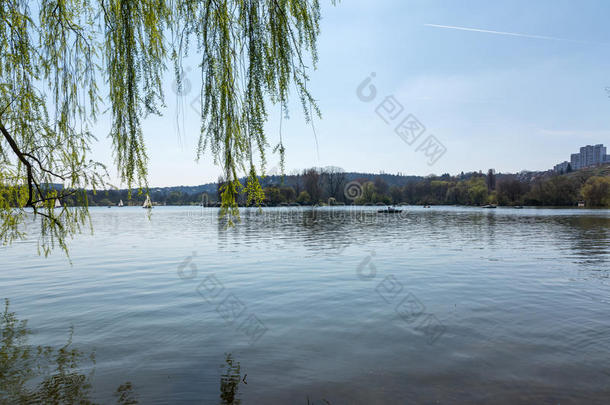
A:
[0,121,35,206]
[22,152,66,180]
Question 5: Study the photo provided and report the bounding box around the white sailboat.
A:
[54,199,62,209]
[118,199,124,207]
[142,195,153,209]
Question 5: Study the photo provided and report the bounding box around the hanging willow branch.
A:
[175,0,324,222]
[0,0,329,253]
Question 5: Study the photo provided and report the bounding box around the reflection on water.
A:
[218,353,334,405]
[1,300,251,405]
[1,299,138,405]
[114,383,138,405]
[2,206,610,404]
[231,207,610,269]
[562,216,610,267]
[1,299,272,405]
[219,353,241,405]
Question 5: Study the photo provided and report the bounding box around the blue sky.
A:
[92,0,610,187]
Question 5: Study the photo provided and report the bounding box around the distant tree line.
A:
[27,166,610,208]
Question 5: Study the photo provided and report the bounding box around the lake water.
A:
[1,206,610,404]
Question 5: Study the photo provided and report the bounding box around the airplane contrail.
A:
[424,23,604,45]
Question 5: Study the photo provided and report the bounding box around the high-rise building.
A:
[570,153,581,170]
[562,144,607,171]
[579,144,606,168]
[553,161,570,173]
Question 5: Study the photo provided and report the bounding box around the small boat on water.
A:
[118,199,124,207]
[54,199,62,209]
[378,206,402,214]
[142,195,153,209]
[423,204,431,208]
[513,205,523,209]
[482,204,496,209]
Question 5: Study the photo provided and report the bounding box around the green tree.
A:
[466,178,488,205]
[263,186,285,205]
[389,186,403,204]
[496,178,528,205]
[581,176,610,207]
[430,180,449,203]
[355,181,375,204]
[373,177,388,196]
[1,0,328,254]
[166,191,184,205]
[279,186,296,203]
[525,176,579,206]
[486,169,496,191]
[486,190,498,205]
[296,190,311,205]
[98,198,113,207]
[303,168,321,204]
[446,181,468,205]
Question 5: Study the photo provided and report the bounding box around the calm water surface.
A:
[1,206,610,404]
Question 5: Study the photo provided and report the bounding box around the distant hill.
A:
[259,172,425,188]
[564,164,610,179]
[148,183,218,195]
[142,172,426,196]
[117,169,557,199]
[78,164,609,207]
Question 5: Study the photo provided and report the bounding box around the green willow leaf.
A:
[0,0,329,254]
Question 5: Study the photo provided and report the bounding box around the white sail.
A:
[54,199,61,208]
[118,199,124,207]
[142,195,152,209]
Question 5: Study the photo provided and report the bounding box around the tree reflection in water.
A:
[1,299,334,404]
[218,353,334,405]
[0,299,138,404]
[219,353,241,405]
